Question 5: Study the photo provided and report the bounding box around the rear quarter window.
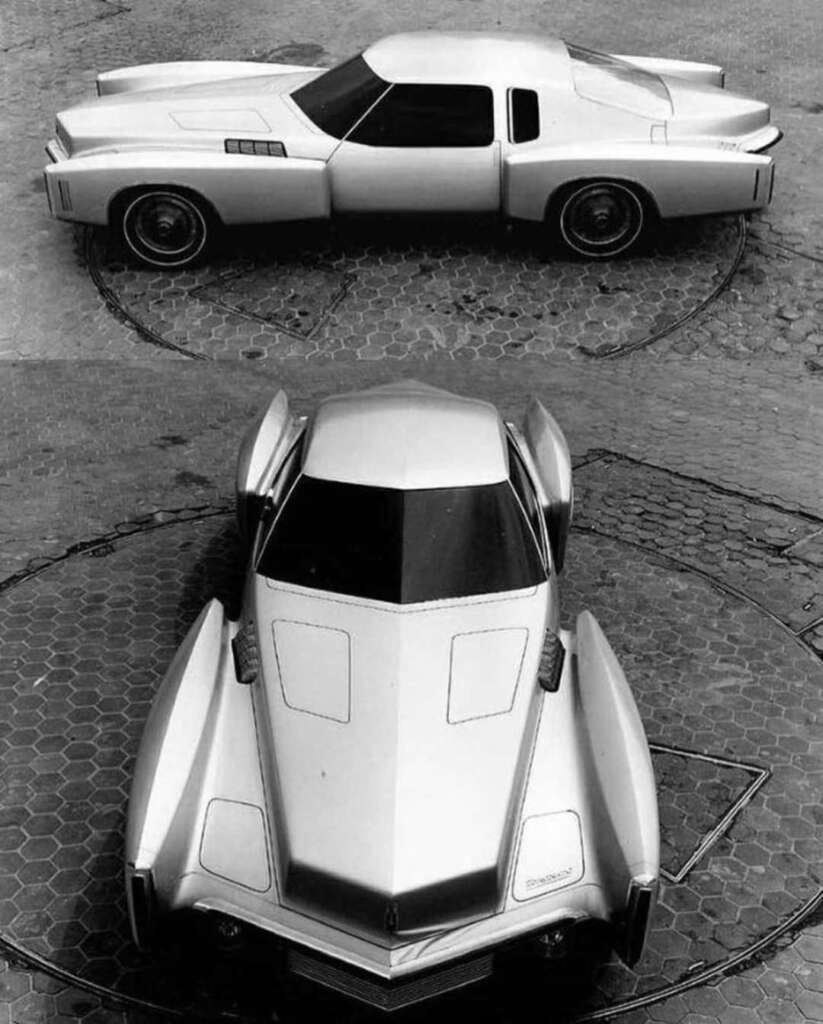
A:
[509,88,540,143]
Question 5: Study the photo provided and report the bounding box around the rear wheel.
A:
[120,189,211,268]
[556,181,646,258]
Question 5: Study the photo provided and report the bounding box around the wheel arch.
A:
[544,175,660,225]
[108,182,223,229]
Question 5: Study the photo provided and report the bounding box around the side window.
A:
[348,84,494,147]
[507,440,546,558]
[509,88,540,143]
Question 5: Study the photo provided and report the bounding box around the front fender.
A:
[126,599,229,870]
[43,148,331,226]
[504,141,774,221]
[575,610,659,887]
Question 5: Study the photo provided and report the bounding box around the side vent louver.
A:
[538,634,565,693]
[225,139,286,157]
[232,620,260,684]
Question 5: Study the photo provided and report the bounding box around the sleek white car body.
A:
[125,381,659,1010]
[45,32,781,265]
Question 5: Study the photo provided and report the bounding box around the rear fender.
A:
[504,142,773,222]
[43,148,331,226]
[522,398,573,573]
[612,54,724,88]
[236,391,302,540]
[575,611,659,905]
[97,60,322,96]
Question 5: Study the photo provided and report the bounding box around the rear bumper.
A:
[753,160,776,207]
[45,139,67,164]
[43,141,74,219]
[739,124,783,154]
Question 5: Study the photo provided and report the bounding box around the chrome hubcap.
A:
[570,189,632,246]
[561,183,643,256]
[134,196,200,257]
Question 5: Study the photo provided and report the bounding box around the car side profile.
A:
[125,380,659,1011]
[45,31,780,267]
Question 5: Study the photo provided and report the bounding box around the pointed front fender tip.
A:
[126,865,155,951]
[618,876,658,966]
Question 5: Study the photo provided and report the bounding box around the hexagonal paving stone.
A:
[87,214,743,361]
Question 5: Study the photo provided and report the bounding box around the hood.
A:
[664,76,770,139]
[252,577,551,941]
[56,70,332,159]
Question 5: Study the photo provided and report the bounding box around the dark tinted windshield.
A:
[291,55,389,139]
[257,476,545,603]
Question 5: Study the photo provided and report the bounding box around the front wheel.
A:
[556,181,646,258]
[120,189,211,268]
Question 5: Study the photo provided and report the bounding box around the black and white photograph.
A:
[0,0,821,1021]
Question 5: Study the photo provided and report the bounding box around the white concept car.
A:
[45,31,781,266]
[125,380,659,1011]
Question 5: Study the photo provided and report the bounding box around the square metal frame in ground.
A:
[191,260,356,340]
[649,742,771,885]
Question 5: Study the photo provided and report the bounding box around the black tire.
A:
[120,188,211,268]
[556,180,646,258]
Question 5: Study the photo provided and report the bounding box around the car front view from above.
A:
[44,31,780,267]
[125,380,660,1011]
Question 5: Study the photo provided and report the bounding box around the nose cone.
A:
[665,77,771,139]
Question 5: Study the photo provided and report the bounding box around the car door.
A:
[328,82,501,213]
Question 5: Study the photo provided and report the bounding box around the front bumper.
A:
[194,882,602,986]
[288,945,495,1011]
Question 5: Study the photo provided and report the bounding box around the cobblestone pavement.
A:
[1,0,823,1020]
[573,455,823,649]
[85,216,745,362]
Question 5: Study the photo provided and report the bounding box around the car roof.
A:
[362,31,572,89]
[302,380,509,489]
